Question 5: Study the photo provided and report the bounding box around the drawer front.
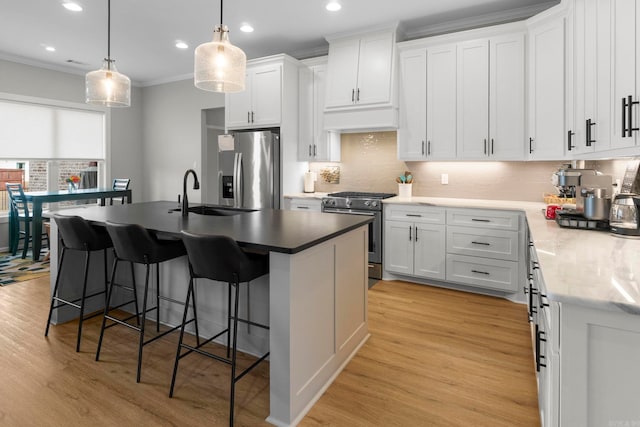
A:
[384,204,446,224]
[447,208,521,231]
[446,226,519,261]
[446,254,519,292]
[289,199,322,212]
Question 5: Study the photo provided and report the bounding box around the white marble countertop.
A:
[284,192,328,199]
[383,196,640,315]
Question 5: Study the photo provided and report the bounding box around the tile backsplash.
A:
[310,131,634,202]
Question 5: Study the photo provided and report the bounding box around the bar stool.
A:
[96,222,189,383]
[170,231,270,426]
[45,214,113,352]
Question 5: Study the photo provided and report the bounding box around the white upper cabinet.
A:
[570,0,612,155]
[457,33,525,160]
[398,49,427,160]
[226,63,282,129]
[457,40,490,159]
[427,44,458,160]
[298,61,340,162]
[611,0,640,150]
[325,30,396,110]
[527,15,569,160]
[398,45,457,161]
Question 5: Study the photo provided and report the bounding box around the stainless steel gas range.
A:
[321,191,395,279]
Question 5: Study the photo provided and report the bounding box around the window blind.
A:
[0,99,105,159]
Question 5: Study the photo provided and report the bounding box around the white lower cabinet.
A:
[384,204,524,294]
[285,197,322,212]
[384,205,446,281]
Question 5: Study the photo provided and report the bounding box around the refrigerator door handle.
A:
[234,152,243,208]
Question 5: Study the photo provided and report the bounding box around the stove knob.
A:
[371,201,378,207]
[364,201,371,206]
[346,200,352,207]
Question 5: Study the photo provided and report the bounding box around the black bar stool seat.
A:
[170,231,270,426]
[96,222,190,383]
[45,214,113,352]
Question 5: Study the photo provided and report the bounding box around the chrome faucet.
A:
[182,169,200,217]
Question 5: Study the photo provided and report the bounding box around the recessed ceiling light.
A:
[240,24,254,33]
[326,1,341,12]
[62,2,83,12]
[45,46,56,52]
[175,41,189,49]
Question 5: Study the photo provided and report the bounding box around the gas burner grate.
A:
[327,191,396,199]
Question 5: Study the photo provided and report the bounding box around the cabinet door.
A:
[325,38,360,109]
[298,66,314,161]
[427,44,457,160]
[611,0,639,149]
[226,71,252,128]
[356,32,394,106]
[251,65,282,126]
[414,223,446,280]
[528,18,567,160]
[313,65,341,161]
[490,34,525,160]
[457,39,489,159]
[384,220,414,276]
[398,49,427,160]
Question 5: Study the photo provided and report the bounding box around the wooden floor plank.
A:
[0,277,539,426]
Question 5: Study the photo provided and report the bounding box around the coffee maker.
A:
[610,160,640,236]
[552,164,612,215]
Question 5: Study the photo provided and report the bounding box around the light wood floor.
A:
[0,277,539,426]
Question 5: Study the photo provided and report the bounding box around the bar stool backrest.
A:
[6,182,29,217]
[106,221,164,264]
[112,178,130,191]
[181,231,252,283]
[52,214,111,251]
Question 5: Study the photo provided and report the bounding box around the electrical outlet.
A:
[441,173,449,185]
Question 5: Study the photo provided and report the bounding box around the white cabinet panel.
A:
[398,49,427,160]
[427,44,458,160]
[447,226,519,261]
[447,208,521,231]
[226,64,282,129]
[325,38,361,108]
[414,223,446,280]
[384,219,414,275]
[385,204,446,223]
[528,17,568,160]
[446,254,519,292]
[457,40,489,159]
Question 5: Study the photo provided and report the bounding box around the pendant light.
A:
[194,0,246,93]
[85,0,131,107]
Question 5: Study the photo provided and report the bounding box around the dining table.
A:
[9,187,132,261]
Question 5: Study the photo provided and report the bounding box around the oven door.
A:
[321,208,381,264]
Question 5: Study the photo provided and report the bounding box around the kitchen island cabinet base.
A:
[48,220,369,427]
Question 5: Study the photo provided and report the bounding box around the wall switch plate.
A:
[441,173,449,185]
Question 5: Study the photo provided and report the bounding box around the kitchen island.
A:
[47,201,372,427]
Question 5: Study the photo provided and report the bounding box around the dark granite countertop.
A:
[48,201,372,254]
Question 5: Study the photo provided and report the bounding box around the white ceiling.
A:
[0,0,558,87]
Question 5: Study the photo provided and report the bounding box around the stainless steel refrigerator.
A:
[218,130,280,209]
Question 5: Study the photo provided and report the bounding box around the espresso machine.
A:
[553,164,612,229]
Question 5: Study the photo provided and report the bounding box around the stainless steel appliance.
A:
[321,191,395,279]
[581,187,611,220]
[218,130,280,209]
[610,194,640,236]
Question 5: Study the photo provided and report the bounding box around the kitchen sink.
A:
[168,205,255,216]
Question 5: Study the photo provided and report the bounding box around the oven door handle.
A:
[322,209,376,216]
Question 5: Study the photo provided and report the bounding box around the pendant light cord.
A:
[220,0,223,27]
[106,0,111,67]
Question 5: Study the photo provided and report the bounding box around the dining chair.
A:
[110,178,130,205]
[5,183,48,259]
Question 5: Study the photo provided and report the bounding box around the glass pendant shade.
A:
[86,59,131,107]
[194,25,246,93]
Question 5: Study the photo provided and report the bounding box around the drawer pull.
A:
[471,269,490,275]
[471,218,490,222]
[406,214,422,217]
[471,241,490,246]
[296,206,309,209]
